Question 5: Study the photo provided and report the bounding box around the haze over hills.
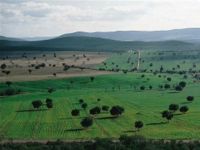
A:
[0,36,23,41]
[0,36,53,41]
[0,28,200,52]
[60,28,200,43]
[1,28,200,42]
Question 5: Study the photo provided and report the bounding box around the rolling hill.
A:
[0,36,199,52]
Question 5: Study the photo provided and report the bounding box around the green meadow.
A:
[0,50,200,140]
[0,73,200,140]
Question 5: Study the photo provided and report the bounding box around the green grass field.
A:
[99,50,200,72]
[0,50,200,140]
[0,72,200,140]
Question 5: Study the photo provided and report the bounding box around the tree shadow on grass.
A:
[123,130,137,133]
[64,128,84,132]
[59,117,84,120]
[167,91,179,94]
[146,121,167,126]
[72,102,80,105]
[16,109,48,112]
[174,113,183,116]
[100,111,109,114]
[96,116,118,120]
[180,101,191,105]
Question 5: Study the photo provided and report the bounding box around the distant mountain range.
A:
[0,36,23,41]
[0,28,200,52]
[0,36,53,41]
[59,28,200,43]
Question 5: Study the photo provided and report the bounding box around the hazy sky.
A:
[0,0,200,37]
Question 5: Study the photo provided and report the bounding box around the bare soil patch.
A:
[0,51,111,82]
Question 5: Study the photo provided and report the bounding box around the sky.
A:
[0,0,200,37]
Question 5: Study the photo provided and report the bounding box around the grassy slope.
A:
[98,50,200,71]
[0,73,200,140]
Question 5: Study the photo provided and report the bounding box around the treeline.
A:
[1,136,200,150]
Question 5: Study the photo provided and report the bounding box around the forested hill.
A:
[0,36,199,52]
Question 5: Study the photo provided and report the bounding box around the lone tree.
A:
[5,81,12,87]
[179,106,189,114]
[89,106,101,116]
[32,100,43,109]
[71,109,80,116]
[110,105,124,117]
[164,84,170,90]
[160,65,164,73]
[46,98,53,108]
[81,103,88,110]
[135,121,144,131]
[162,110,173,123]
[1,64,7,70]
[122,69,128,74]
[140,86,145,90]
[79,99,84,104]
[167,77,172,82]
[175,85,183,92]
[187,96,194,102]
[28,69,32,74]
[90,76,95,82]
[81,117,93,129]
[48,88,55,94]
[169,104,179,112]
[46,102,53,108]
[4,70,10,75]
[166,113,173,123]
[179,81,186,88]
[46,98,52,104]
[97,98,101,102]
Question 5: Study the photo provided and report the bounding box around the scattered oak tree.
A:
[135,121,144,131]
[81,117,93,129]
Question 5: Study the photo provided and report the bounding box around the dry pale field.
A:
[0,51,112,82]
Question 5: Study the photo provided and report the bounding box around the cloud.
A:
[0,0,27,4]
[0,0,200,37]
[22,2,52,18]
